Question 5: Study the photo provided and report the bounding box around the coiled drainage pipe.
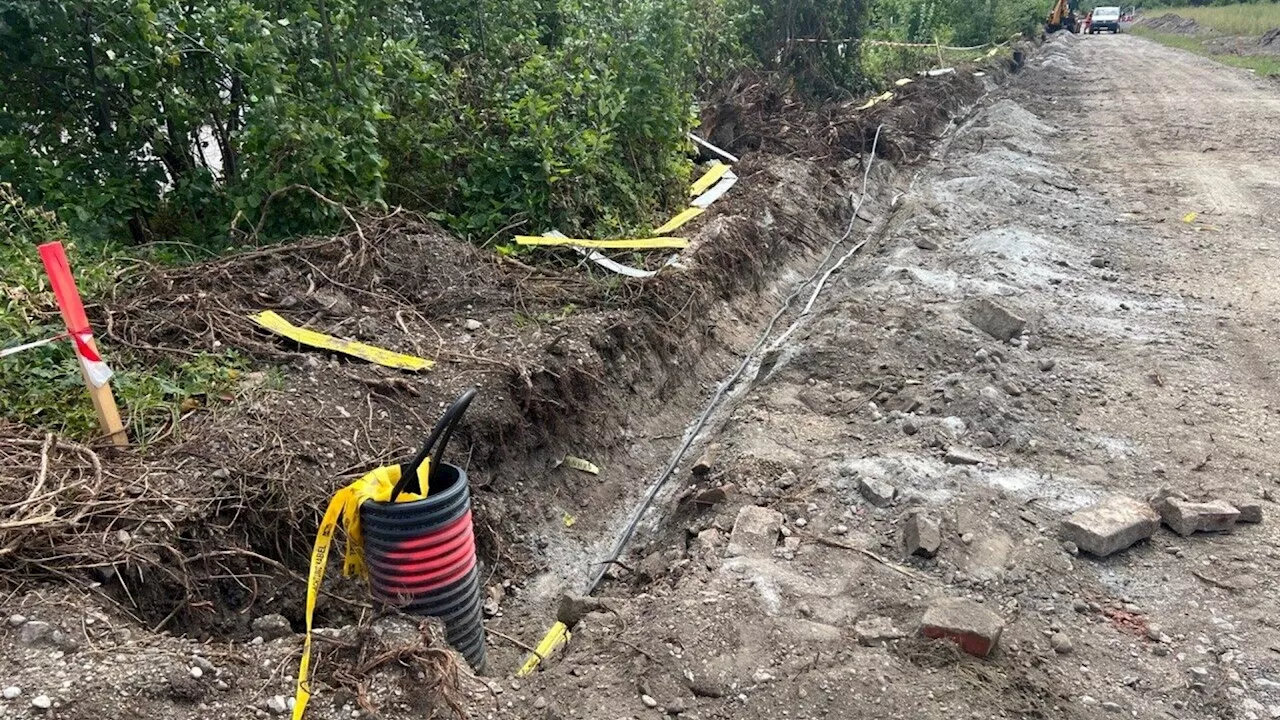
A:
[360,387,486,672]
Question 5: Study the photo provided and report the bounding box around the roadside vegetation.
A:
[1142,2,1280,35]
[1131,27,1280,74]
[1133,2,1280,77]
[0,0,1042,439]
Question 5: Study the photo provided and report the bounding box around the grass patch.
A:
[1145,4,1280,36]
[1131,27,1280,76]
[1,184,244,443]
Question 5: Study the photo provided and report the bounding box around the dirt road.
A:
[502,33,1280,720]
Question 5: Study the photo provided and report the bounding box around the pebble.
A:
[1152,644,1171,657]
[1073,600,1089,613]
[1061,541,1079,556]
[32,695,51,710]
[464,319,483,331]
[215,680,230,691]
[1101,702,1123,713]
[3,687,20,699]
[641,694,658,708]
[794,518,808,528]
[190,666,204,679]
[8,614,26,627]
[961,532,975,545]
[832,525,849,535]
[533,696,548,710]
[266,695,289,715]
[1038,358,1057,372]
[1050,633,1074,654]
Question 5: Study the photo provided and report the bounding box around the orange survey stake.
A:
[37,241,127,445]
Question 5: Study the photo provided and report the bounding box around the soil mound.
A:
[1138,13,1205,34]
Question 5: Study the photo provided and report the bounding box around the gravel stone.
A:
[3,687,20,700]
[251,614,293,641]
[32,695,51,710]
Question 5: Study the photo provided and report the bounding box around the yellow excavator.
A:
[1046,0,1078,33]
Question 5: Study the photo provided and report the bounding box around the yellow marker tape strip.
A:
[1182,212,1198,224]
[563,455,600,475]
[690,162,731,196]
[294,463,431,720]
[516,621,571,678]
[856,91,895,111]
[895,77,914,87]
[654,207,705,235]
[252,311,434,372]
[515,236,689,250]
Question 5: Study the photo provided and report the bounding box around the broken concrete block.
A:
[1060,495,1158,557]
[726,505,783,558]
[855,616,906,646]
[921,598,1005,657]
[1157,498,1239,536]
[966,297,1027,342]
[1232,500,1263,524]
[943,447,986,466]
[904,513,942,558]
[859,476,897,507]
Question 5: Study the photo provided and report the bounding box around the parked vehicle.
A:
[1090,6,1122,33]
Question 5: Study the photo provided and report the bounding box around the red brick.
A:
[921,598,1004,657]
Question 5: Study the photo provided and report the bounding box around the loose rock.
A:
[691,444,721,477]
[641,694,658,708]
[1154,497,1239,536]
[944,447,986,466]
[967,297,1027,342]
[463,319,483,331]
[921,598,1005,657]
[915,237,939,250]
[1233,500,1264,524]
[1038,358,1057,372]
[3,686,20,699]
[1050,633,1074,654]
[251,614,293,641]
[904,513,942,558]
[18,621,55,647]
[855,616,906,646]
[726,505,783,558]
[1060,494,1158,557]
[32,695,51,710]
[858,476,897,507]
[8,614,26,627]
[266,695,289,715]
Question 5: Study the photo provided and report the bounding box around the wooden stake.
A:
[37,242,127,446]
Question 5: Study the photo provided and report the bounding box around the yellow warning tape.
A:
[516,621,571,677]
[563,455,600,475]
[293,463,431,720]
[895,77,914,86]
[690,161,731,196]
[515,236,689,250]
[654,207,705,235]
[856,91,895,111]
[252,311,434,372]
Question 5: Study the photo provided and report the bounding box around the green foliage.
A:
[1,0,1041,252]
[1132,26,1280,73]
[1144,2,1280,31]
[0,183,242,441]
